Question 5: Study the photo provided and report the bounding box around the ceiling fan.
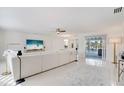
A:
[114,7,123,14]
[56,28,66,34]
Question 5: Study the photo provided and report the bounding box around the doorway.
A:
[85,35,106,65]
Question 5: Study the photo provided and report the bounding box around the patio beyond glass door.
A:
[85,35,106,60]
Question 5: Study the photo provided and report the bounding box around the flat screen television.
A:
[26,39,44,50]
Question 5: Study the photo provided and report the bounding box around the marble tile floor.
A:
[0,61,6,75]
[20,59,123,86]
[0,74,16,86]
[0,58,124,86]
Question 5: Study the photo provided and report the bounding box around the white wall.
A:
[0,31,5,62]
[77,24,124,62]
[0,29,76,62]
[1,23,123,63]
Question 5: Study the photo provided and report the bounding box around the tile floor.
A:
[20,59,121,86]
[0,58,124,86]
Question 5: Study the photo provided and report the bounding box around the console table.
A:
[118,59,124,82]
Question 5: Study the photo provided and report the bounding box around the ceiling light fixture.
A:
[56,28,66,34]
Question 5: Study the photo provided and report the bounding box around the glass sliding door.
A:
[85,35,106,60]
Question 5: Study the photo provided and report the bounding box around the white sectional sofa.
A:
[10,49,76,81]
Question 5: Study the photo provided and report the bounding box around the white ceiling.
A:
[0,7,123,34]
